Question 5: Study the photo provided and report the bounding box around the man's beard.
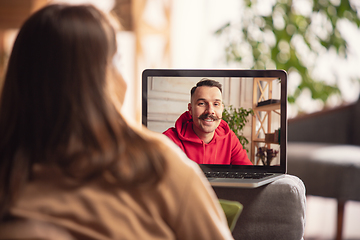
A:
[198,113,221,121]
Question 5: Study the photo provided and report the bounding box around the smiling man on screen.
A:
[163,78,252,165]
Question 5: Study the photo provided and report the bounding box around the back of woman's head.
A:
[2,4,113,154]
[0,4,166,219]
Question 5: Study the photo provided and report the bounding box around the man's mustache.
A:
[198,113,221,121]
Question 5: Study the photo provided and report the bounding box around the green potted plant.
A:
[222,105,254,152]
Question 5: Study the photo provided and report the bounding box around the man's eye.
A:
[198,102,205,106]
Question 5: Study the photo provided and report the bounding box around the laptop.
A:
[142,69,287,188]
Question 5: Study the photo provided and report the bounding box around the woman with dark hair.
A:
[0,4,233,240]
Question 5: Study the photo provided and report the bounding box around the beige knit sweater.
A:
[1,129,233,240]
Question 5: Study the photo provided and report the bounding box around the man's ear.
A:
[188,103,192,115]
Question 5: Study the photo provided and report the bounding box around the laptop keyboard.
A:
[204,172,274,179]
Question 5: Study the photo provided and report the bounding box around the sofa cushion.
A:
[219,199,243,232]
[288,142,360,202]
[213,174,306,240]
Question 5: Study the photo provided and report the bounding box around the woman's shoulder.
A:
[129,124,208,193]
[139,125,203,177]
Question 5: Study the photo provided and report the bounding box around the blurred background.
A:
[1,0,360,239]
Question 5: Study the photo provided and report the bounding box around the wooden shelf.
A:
[253,138,279,144]
[253,102,280,111]
[251,77,281,164]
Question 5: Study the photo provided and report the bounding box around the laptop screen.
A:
[142,69,287,173]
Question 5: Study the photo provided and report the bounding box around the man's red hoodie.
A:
[163,111,252,165]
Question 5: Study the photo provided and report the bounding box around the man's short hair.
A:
[190,78,222,97]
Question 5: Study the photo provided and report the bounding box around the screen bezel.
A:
[142,69,287,173]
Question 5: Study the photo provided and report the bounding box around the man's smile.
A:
[204,118,215,122]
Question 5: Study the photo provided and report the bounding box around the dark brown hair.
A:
[0,4,166,219]
[190,78,222,97]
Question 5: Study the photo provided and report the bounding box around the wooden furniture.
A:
[251,77,281,164]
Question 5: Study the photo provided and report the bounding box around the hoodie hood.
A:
[175,111,231,144]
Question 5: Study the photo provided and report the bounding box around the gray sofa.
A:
[213,174,306,240]
[287,98,360,240]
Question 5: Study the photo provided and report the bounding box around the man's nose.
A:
[206,104,215,114]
